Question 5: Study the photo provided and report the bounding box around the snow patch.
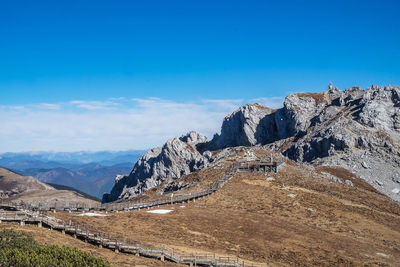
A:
[76,212,108,217]
[147,209,173,214]
[376,252,390,258]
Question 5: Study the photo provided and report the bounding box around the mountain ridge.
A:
[0,167,99,205]
[103,84,400,203]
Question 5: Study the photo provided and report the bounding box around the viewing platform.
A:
[237,160,285,173]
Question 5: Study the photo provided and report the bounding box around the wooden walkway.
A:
[0,163,270,267]
[2,163,241,213]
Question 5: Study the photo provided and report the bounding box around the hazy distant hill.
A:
[19,163,132,198]
[0,150,144,199]
[0,168,98,205]
[0,160,78,170]
[0,150,145,166]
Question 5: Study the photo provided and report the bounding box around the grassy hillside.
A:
[46,183,101,202]
[0,168,99,206]
[53,149,400,266]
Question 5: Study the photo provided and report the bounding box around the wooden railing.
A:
[1,163,240,213]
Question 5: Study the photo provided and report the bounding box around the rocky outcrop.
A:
[103,131,212,202]
[283,85,400,160]
[207,104,276,149]
[206,88,334,150]
[104,84,400,203]
[279,85,400,201]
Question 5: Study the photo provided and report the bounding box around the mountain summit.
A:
[103,84,400,203]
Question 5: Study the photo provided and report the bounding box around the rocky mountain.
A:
[206,103,277,149]
[103,132,212,202]
[103,84,400,203]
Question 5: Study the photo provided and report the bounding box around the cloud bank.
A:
[0,97,284,152]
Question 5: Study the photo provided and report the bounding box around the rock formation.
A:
[207,104,277,149]
[103,131,212,202]
[104,84,400,203]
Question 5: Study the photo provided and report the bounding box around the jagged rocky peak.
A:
[281,84,400,201]
[283,91,330,134]
[208,85,339,150]
[102,131,212,202]
[284,85,400,161]
[180,130,208,144]
[358,85,400,132]
[104,84,400,203]
[209,103,276,149]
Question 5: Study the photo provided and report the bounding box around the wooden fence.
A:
[1,163,240,213]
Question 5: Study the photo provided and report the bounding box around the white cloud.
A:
[34,103,61,110]
[69,100,121,110]
[0,97,284,152]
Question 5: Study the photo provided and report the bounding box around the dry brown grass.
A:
[0,168,98,206]
[185,143,196,153]
[296,93,328,105]
[52,156,400,266]
[376,130,392,142]
[316,166,380,194]
[253,103,277,112]
[117,167,228,205]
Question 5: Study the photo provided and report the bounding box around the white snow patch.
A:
[76,212,108,217]
[392,188,400,194]
[180,205,185,208]
[376,252,390,258]
[147,209,173,214]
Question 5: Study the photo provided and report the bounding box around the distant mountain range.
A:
[0,150,145,199]
[0,150,146,166]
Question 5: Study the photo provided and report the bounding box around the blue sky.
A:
[0,0,399,152]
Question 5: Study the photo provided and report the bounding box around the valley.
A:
[0,150,145,199]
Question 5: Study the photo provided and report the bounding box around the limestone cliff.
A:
[102,132,212,202]
[104,84,400,203]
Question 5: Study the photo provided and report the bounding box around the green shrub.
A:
[0,229,111,267]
